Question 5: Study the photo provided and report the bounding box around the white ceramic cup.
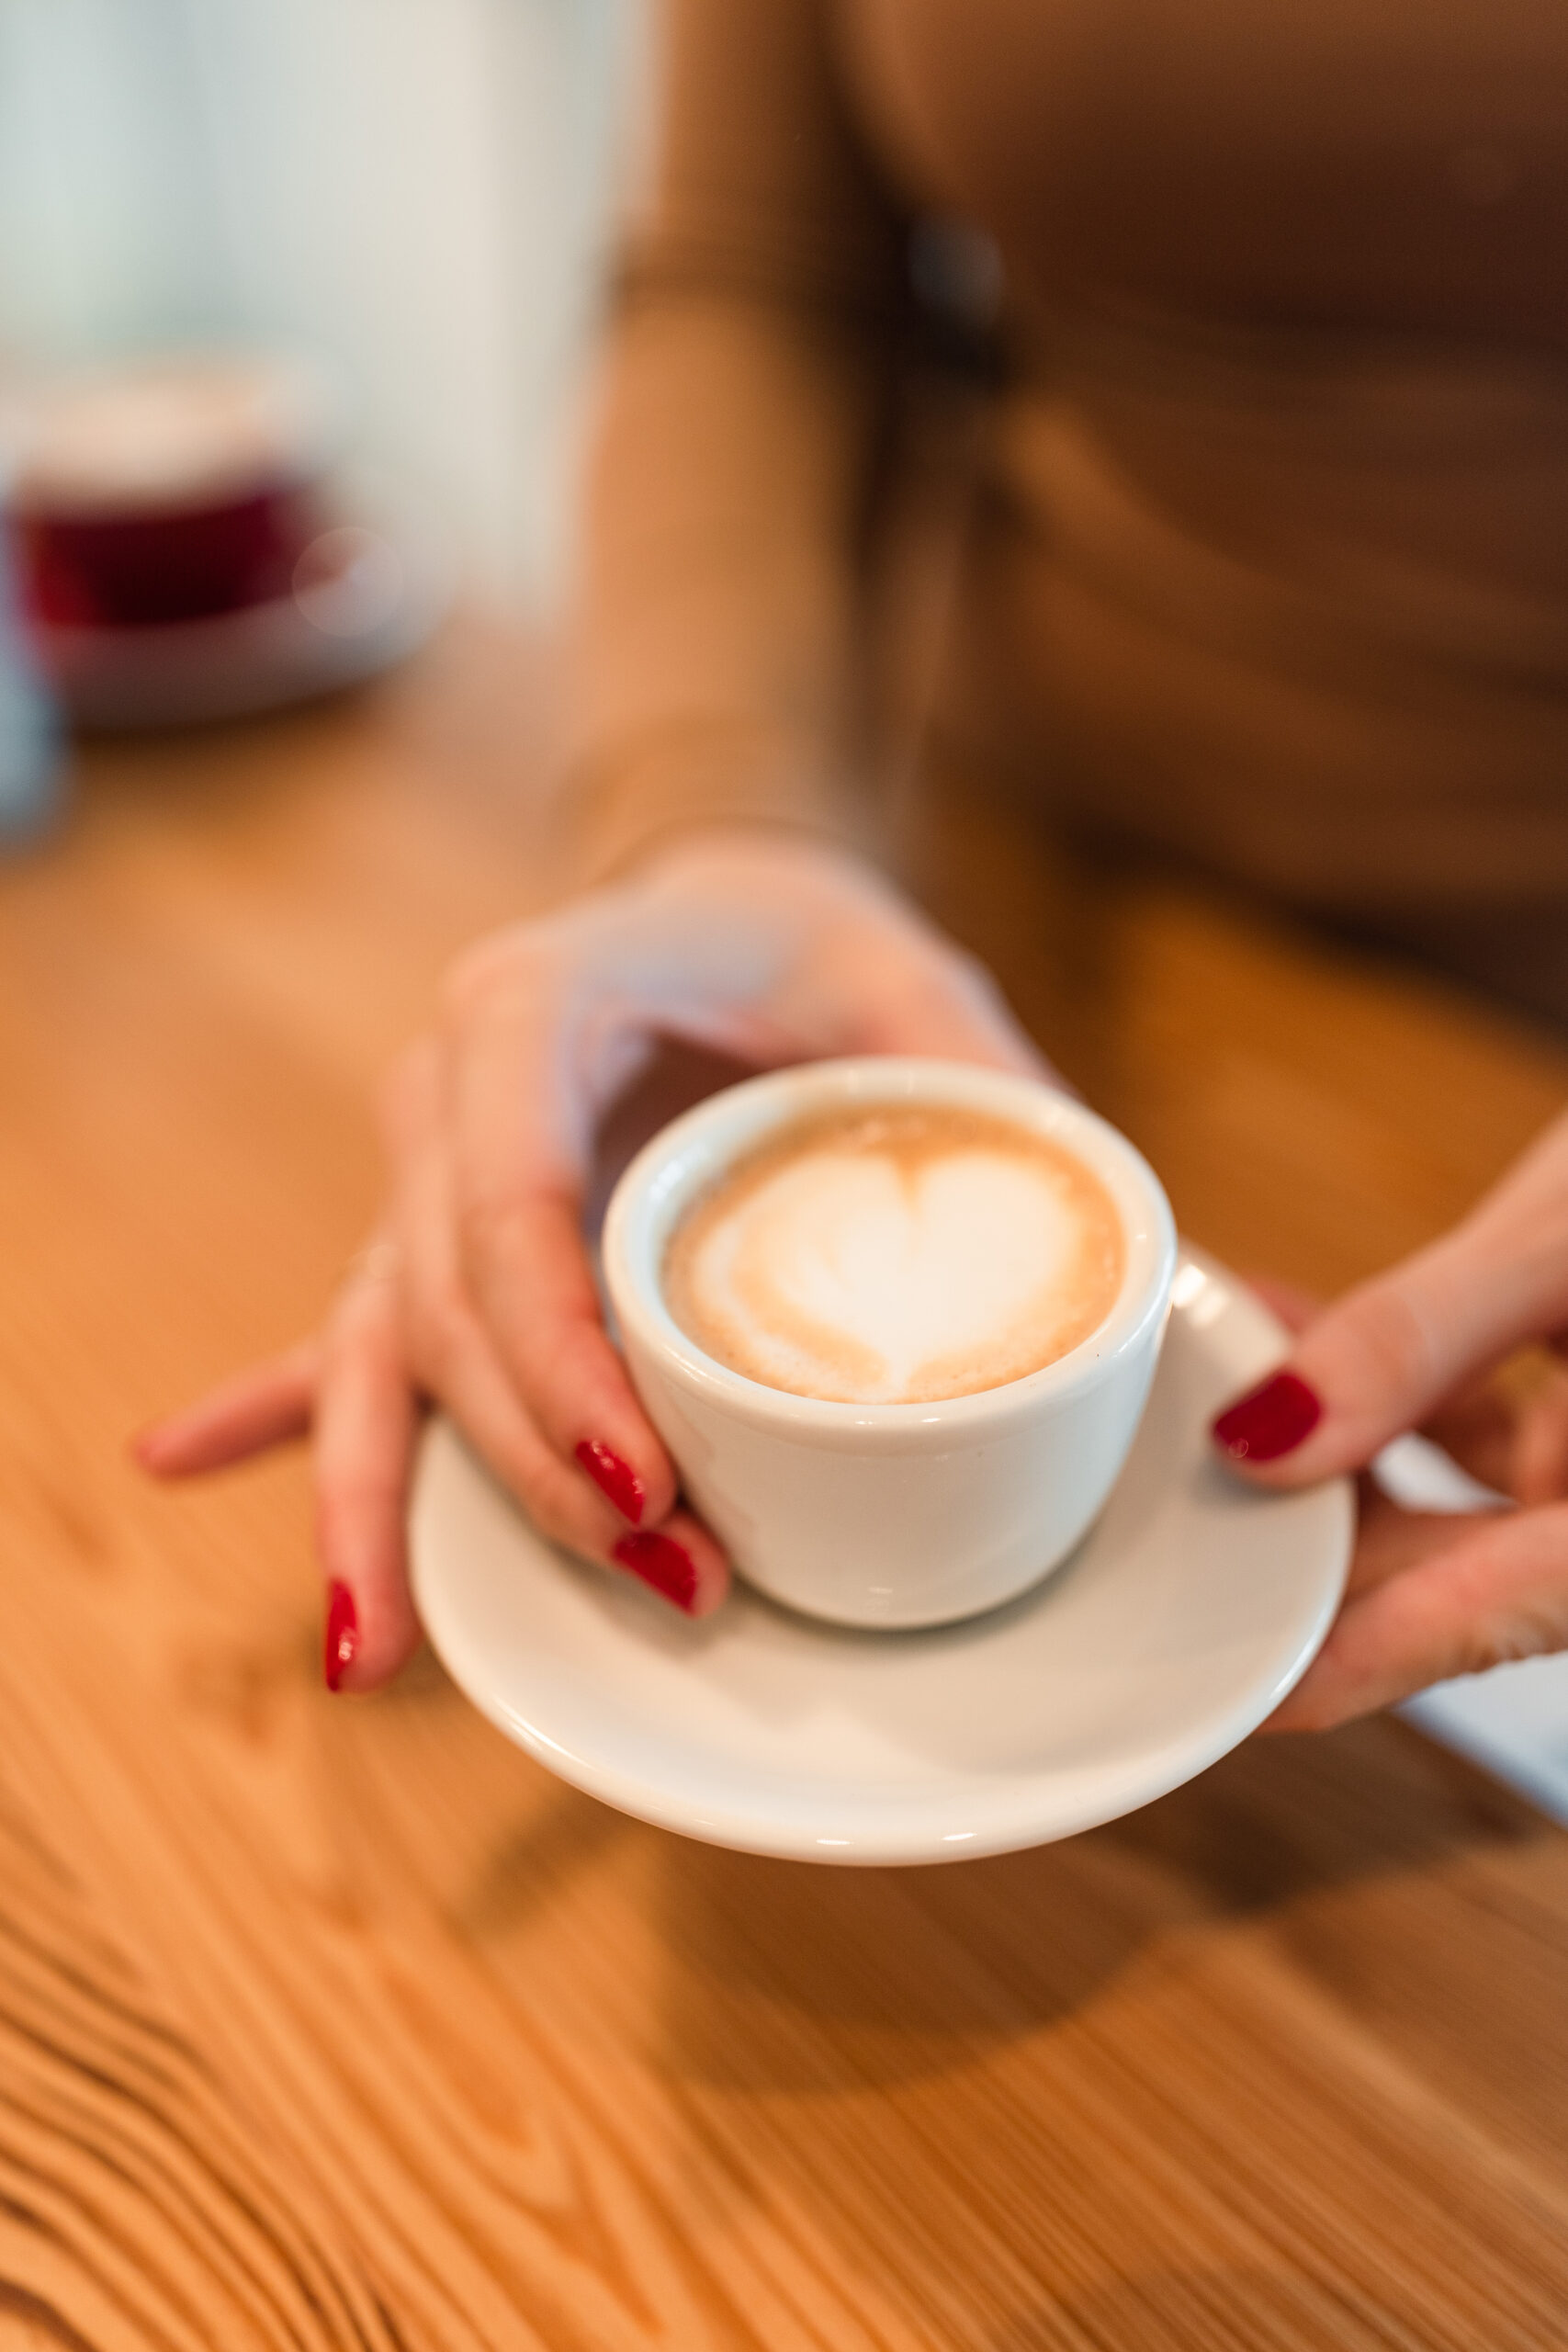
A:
[602,1057,1178,1628]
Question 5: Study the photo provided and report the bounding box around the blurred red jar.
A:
[8,356,342,632]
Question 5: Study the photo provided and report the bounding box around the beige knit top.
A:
[564,0,1568,947]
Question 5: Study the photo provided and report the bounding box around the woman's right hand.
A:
[137,833,1049,1690]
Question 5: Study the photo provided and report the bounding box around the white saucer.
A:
[410,1248,1351,1865]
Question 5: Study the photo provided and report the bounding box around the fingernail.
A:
[1212,1369,1324,1463]
[576,1438,645,1524]
[613,1531,699,1612]
[324,1580,359,1690]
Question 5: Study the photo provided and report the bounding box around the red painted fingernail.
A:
[613,1531,699,1613]
[576,1439,645,1524]
[1212,1369,1323,1463]
[324,1580,359,1690]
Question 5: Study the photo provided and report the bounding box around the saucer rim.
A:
[419,1549,1346,1866]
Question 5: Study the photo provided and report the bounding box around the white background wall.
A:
[0,0,642,608]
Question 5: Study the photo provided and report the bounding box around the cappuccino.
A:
[663,1102,1124,1405]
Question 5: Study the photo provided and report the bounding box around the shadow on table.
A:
[458,1777,631,1939]
[650,1715,1548,2094]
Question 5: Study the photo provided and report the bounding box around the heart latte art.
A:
[662,1105,1125,1404]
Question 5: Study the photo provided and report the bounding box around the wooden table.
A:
[5,616,1568,2352]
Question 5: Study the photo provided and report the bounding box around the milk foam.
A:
[663,1107,1124,1404]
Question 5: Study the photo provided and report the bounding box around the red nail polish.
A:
[613,1531,699,1613]
[324,1580,359,1690]
[576,1439,645,1524]
[1212,1369,1323,1463]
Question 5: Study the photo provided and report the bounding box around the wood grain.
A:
[3,613,1568,2349]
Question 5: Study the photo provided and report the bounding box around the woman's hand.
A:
[1212,1108,1568,1729]
[137,833,1047,1690]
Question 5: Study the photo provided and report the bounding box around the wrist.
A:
[559,718,867,891]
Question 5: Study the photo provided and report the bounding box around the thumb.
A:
[845,933,1055,1080]
[1212,1227,1551,1486]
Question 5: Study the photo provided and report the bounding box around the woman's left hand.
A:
[1212,1107,1568,1729]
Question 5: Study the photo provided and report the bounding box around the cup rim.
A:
[602,1057,1178,1444]
[3,351,347,522]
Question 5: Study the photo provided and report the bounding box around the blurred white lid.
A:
[5,351,346,516]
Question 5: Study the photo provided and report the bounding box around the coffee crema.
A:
[662,1103,1125,1404]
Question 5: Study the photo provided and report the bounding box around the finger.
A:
[1232,1290,1555,1507]
[1243,1275,1321,1337]
[1342,1477,1491,1597]
[134,1341,319,1476]
[833,934,1050,1077]
[606,1504,729,1619]
[312,1267,424,1692]
[1212,1228,1563,1488]
[1232,1335,1568,1510]
[400,1204,731,1613]
[389,1041,729,1609]
[433,983,685,1530]
[637,834,1053,1079]
[1265,1498,1568,1731]
[1511,1372,1568,1507]
[1415,1379,1522,1500]
[410,1234,705,1585]
[1217,1116,1568,1488]
[412,1292,730,1613]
